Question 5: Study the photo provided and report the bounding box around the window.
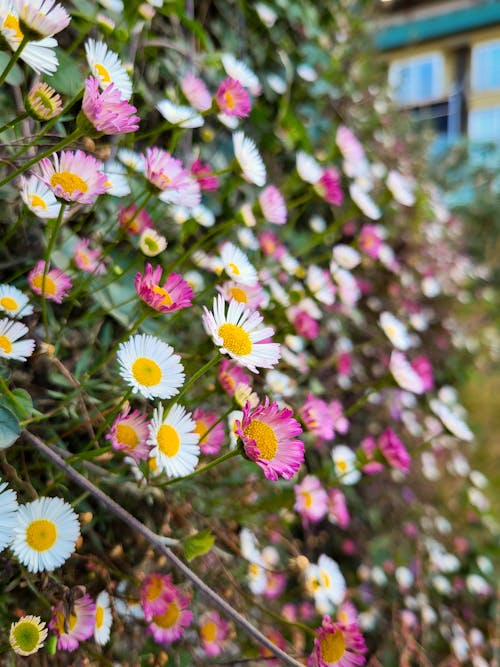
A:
[388,53,445,105]
[471,40,500,91]
[468,107,500,143]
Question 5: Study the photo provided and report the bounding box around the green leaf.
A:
[0,404,20,449]
[0,388,33,420]
[183,530,215,562]
[0,52,24,85]
[44,48,82,96]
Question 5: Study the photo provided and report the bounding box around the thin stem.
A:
[161,447,240,487]
[23,431,306,667]
[344,374,393,417]
[0,35,29,86]
[166,352,221,410]
[0,110,29,135]
[41,204,66,340]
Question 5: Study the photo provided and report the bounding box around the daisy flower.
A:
[28,260,71,304]
[9,615,48,657]
[308,617,367,667]
[0,480,18,550]
[135,264,194,313]
[94,591,112,646]
[294,475,328,523]
[11,496,80,573]
[218,358,251,396]
[139,228,167,257]
[232,131,266,186]
[14,0,70,38]
[156,99,203,128]
[0,284,33,318]
[117,334,184,400]
[19,174,61,219]
[180,71,212,111]
[216,77,251,117]
[306,555,346,612]
[85,38,132,100]
[216,280,265,310]
[143,147,200,208]
[0,6,58,75]
[80,76,139,136]
[117,148,145,173]
[0,318,35,361]
[301,394,335,440]
[202,295,280,373]
[148,403,200,477]
[50,592,95,652]
[296,151,322,184]
[359,224,383,258]
[103,160,131,197]
[199,610,229,657]
[378,428,411,473]
[73,237,106,275]
[259,185,287,225]
[379,312,411,351]
[106,406,150,463]
[389,351,425,394]
[192,407,225,455]
[314,168,343,206]
[221,53,261,95]
[220,242,258,286]
[37,150,108,205]
[331,445,360,486]
[25,81,61,120]
[191,158,219,191]
[118,203,152,235]
[349,183,381,220]
[147,588,193,644]
[327,489,350,529]
[140,573,176,620]
[236,398,304,481]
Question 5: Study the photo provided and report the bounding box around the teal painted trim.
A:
[376,2,500,51]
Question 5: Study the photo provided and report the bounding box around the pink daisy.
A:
[263,571,287,600]
[236,398,304,481]
[337,602,359,626]
[301,394,335,441]
[191,159,219,191]
[215,77,251,117]
[49,593,96,652]
[359,224,383,259]
[359,436,384,475]
[180,72,212,112]
[216,280,265,311]
[140,573,176,621]
[294,475,328,523]
[106,406,150,463]
[328,400,349,435]
[15,0,71,38]
[314,168,343,206]
[378,428,411,474]
[143,147,200,208]
[327,489,350,528]
[259,185,287,225]
[289,307,320,340]
[192,408,225,456]
[308,617,367,667]
[80,76,139,136]
[37,150,108,205]
[28,260,72,303]
[73,237,106,275]
[259,230,286,259]
[411,356,434,391]
[118,204,153,235]
[147,589,193,644]
[199,611,230,657]
[218,358,251,396]
[135,264,194,313]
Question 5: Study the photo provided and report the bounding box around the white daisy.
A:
[389,351,425,394]
[0,285,33,318]
[94,591,113,645]
[139,229,167,257]
[349,182,382,220]
[379,311,411,351]
[9,615,47,657]
[228,409,243,449]
[217,112,239,129]
[103,160,131,197]
[232,131,266,187]
[220,242,258,286]
[85,38,132,100]
[306,554,346,612]
[117,334,184,400]
[331,444,360,485]
[429,399,474,442]
[156,99,203,128]
[387,170,416,207]
[117,148,145,173]
[14,0,70,38]
[306,265,335,305]
[98,0,123,11]
[221,53,261,95]
[202,295,280,373]
[296,151,322,184]
[11,496,80,573]
[148,403,200,477]
[192,204,215,228]
[19,175,61,219]
[0,318,35,361]
[332,244,361,269]
[0,480,18,551]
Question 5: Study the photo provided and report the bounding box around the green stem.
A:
[1,207,26,251]
[344,374,393,417]
[0,110,29,135]
[161,446,240,487]
[0,129,83,189]
[166,352,221,409]
[41,203,66,339]
[0,35,29,86]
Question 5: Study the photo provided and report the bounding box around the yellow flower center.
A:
[142,237,160,253]
[148,457,158,472]
[338,611,348,623]
[337,460,348,473]
[0,335,13,354]
[320,629,346,663]
[157,424,180,457]
[201,620,217,643]
[223,90,235,110]
[228,262,240,275]
[385,324,397,340]
[4,13,23,42]
[26,519,57,552]
[12,620,41,653]
[243,419,278,461]
[50,172,89,196]
[55,610,77,635]
[160,172,171,187]
[0,296,19,311]
[302,491,313,508]
[230,286,248,303]
[218,323,252,356]
[311,578,320,591]
[116,423,139,450]
[94,62,112,84]
[153,601,180,629]
[194,419,208,443]
[146,575,164,601]
[29,194,48,210]
[131,357,162,386]
[95,605,104,629]
[152,284,173,306]
[31,273,57,296]
[321,572,331,588]
[75,250,90,267]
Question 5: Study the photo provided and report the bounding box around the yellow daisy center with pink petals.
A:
[50,172,89,196]
[218,323,252,356]
[146,576,164,601]
[320,629,346,663]
[201,620,217,642]
[230,286,248,303]
[223,91,235,110]
[243,419,278,461]
[31,273,57,296]
[116,424,139,449]
[154,601,180,629]
[152,284,173,306]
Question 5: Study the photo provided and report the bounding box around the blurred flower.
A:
[180,72,212,111]
[192,408,225,455]
[199,610,229,657]
[216,77,251,117]
[94,591,112,645]
[9,615,47,656]
[28,260,72,303]
[294,475,328,523]
[0,480,18,548]
[331,445,360,485]
[233,131,266,186]
[139,228,167,257]
[50,593,95,652]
